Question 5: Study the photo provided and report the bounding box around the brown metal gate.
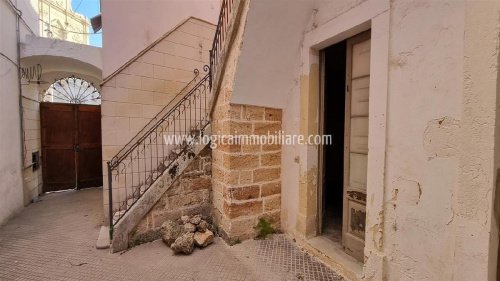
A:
[41,103,102,192]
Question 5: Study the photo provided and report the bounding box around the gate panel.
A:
[41,103,76,192]
[77,105,103,188]
[40,103,102,192]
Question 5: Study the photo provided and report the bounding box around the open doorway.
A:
[320,31,371,262]
[321,41,347,244]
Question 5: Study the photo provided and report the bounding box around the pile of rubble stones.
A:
[160,214,215,254]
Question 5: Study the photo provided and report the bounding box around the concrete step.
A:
[96,226,110,249]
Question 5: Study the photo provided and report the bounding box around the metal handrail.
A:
[109,66,208,169]
[209,0,234,89]
[107,67,211,237]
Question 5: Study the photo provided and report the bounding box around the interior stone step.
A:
[96,226,110,249]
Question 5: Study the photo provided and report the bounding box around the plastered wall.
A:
[0,0,25,226]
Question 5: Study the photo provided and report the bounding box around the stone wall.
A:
[21,83,43,205]
[212,88,282,241]
[129,146,212,246]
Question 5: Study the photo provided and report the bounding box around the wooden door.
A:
[342,32,370,262]
[41,103,77,192]
[77,105,102,189]
[41,103,103,192]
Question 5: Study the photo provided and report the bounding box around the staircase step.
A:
[96,226,110,249]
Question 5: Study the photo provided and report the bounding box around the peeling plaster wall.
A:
[382,1,465,280]
[228,0,500,280]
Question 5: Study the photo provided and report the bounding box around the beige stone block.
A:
[127,89,155,105]
[154,65,194,83]
[101,102,115,117]
[142,104,162,118]
[223,154,259,170]
[224,185,260,201]
[163,53,203,72]
[229,105,242,120]
[137,51,164,65]
[253,167,281,183]
[242,105,264,121]
[223,200,263,219]
[259,210,281,227]
[264,108,282,121]
[25,129,39,141]
[127,62,154,77]
[129,117,147,132]
[212,166,239,185]
[212,186,224,207]
[102,145,121,161]
[212,150,225,165]
[228,216,258,240]
[102,116,130,132]
[116,74,142,90]
[261,152,281,166]
[165,81,188,94]
[212,104,229,121]
[113,102,143,117]
[212,180,225,194]
[223,121,253,135]
[141,77,165,92]
[103,76,116,87]
[241,144,261,153]
[261,182,281,197]
[254,122,281,135]
[153,92,176,106]
[263,195,281,212]
[24,119,39,130]
[190,177,211,191]
[177,20,216,40]
[24,109,39,121]
[102,86,124,102]
[166,30,203,48]
[221,89,233,103]
[217,142,241,153]
[262,144,281,152]
[153,41,201,61]
[239,170,253,185]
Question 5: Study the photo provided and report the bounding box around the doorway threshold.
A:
[306,236,363,281]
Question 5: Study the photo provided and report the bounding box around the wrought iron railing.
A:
[107,66,211,235]
[209,0,235,88]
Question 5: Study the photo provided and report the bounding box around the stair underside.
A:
[110,126,211,252]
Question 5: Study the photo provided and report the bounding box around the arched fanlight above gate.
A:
[42,76,101,105]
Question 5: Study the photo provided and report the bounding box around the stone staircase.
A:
[105,69,212,252]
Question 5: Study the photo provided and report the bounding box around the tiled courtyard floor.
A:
[0,188,343,281]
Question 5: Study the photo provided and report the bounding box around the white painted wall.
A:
[0,0,25,225]
[101,0,220,78]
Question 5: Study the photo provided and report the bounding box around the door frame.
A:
[297,2,390,277]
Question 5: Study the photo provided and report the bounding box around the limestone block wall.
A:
[101,18,215,217]
[21,84,42,205]
[128,147,212,246]
[212,88,282,241]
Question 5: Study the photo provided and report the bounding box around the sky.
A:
[71,0,102,47]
